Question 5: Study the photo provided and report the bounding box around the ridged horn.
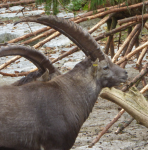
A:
[0,44,58,74]
[15,15,105,61]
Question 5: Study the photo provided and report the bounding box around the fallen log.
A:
[118,14,148,25]
[8,27,51,43]
[116,41,148,65]
[120,28,142,68]
[21,29,56,45]
[95,21,137,41]
[100,86,148,128]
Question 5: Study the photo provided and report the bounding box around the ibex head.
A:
[92,56,127,88]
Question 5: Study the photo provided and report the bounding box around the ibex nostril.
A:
[125,71,128,74]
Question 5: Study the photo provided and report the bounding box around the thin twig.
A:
[21,7,34,35]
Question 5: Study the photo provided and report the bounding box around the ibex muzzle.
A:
[0,16,127,150]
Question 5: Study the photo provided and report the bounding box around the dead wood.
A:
[100,86,148,128]
[95,21,137,41]
[122,63,148,91]
[1,0,20,3]
[8,27,51,43]
[112,23,142,63]
[120,27,142,68]
[115,67,147,133]
[0,55,21,70]
[74,1,147,24]
[52,46,79,63]
[109,17,117,58]
[104,19,112,55]
[115,117,134,134]
[105,35,112,54]
[121,27,132,56]
[89,13,115,34]
[118,14,148,25]
[104,17,117,57]
[117,29,122,50]
[136,47,148,67]
[140,84,148,93]
[79,2,125,18]
[110,38,114,58]
[0,31,60,71]
[0,0,35,8]
[21,29,56,45]
[88,109,125,148]
[0,71,29,77]
[33,31,60,49]
[85,1,148,20]
[116,41,148,65]
[144,23,148,30]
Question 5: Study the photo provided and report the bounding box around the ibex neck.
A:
[57,60,101,126]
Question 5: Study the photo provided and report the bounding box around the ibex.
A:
[0,16,128,150]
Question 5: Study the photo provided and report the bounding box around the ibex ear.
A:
[92,58,99,77]
[37,69,50,82]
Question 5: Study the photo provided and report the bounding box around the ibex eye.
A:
[103,66,109,70]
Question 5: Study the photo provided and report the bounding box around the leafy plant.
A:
[35,0,129,15]
[69,0,87,11]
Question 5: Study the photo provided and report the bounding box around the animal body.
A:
[0,15,128,150]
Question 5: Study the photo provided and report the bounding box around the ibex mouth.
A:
[120,78,128,83]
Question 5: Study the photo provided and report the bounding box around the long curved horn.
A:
[0,43,58,74]
[15,15,105,61]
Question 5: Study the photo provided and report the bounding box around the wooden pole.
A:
[112,23,142,63]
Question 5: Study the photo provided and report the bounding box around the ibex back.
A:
[0,16,128,150]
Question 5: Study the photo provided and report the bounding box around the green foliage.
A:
[89,0,106,10]
[67,0,87,11]
[60,0,71,5]
[35,0,129,15]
